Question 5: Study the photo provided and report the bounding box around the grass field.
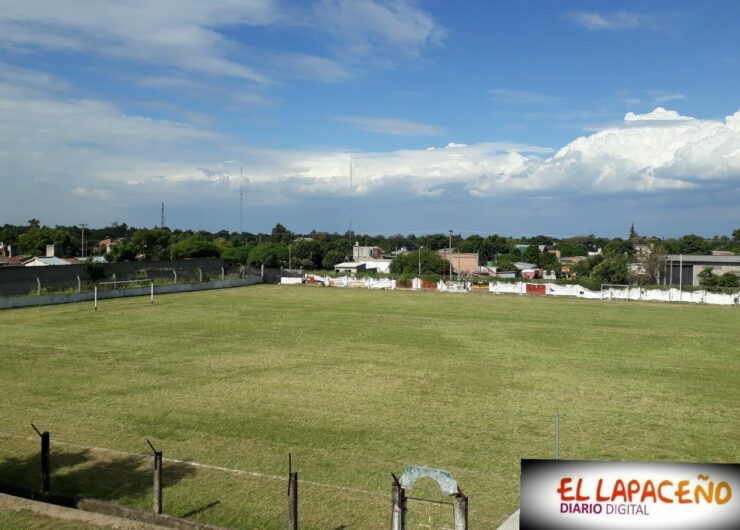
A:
[0,285,738,529]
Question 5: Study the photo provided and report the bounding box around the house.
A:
[23,256,71,267]
[334,262,366,274]
[664,254,740,286]
[99,238,122,254]
[0,255,31,267]
[437,250,481,275]
[352,244,383,261]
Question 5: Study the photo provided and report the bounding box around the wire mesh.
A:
[406,497,455,530]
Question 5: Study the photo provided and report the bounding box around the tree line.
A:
[1,221,738,283]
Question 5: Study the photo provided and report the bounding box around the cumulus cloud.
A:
[1,68,739,226]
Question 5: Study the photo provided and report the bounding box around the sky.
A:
[0,0,739,238]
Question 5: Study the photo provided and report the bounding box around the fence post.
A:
[391,474,406,530]
[198,268,203,282]
[36,277,41,296]
[31,424,50,494]
[77,275,81,293]
[453,488,468,530]
[147,440,163,514]
[221,267,225,280]
[287,453,298,530]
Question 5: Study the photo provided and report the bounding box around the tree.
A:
[248,243,288,268]
[591,258,629,284]
[27,219,41,228]
[537,251,559,271]
[670,234,710,255]
[389,248,446,276]
[629,223,638,240]
[733,228,740,244]
[18,226,49,255]
[643,244,667,284]
[221,244,253,264]
[522,245,540,264]
[603,239,635,258]
[558,242,588,257]
[322,250,344,270]
[171,236,220,259]
[271,223,291,244]
[719,272,740,288]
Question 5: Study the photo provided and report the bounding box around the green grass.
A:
[0,510,102,530]
[0,286,738,529]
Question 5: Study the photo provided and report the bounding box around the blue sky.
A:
[0,0,739,237]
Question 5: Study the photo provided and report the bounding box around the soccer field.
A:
[0,285,738,529]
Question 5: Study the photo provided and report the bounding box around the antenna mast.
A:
[160,202,165,228]
[240,166,244,238]
[349,158,353,253]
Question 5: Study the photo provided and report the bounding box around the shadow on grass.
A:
[0,447,197,505]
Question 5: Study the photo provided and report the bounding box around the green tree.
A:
[732,228,740,244]
[670,234,711,254]
[271,223,291,244]
[591,258,629,284]
[389,248,446,276]
[718,272,740,288]
[643,245,667,284]
[603,240,635,258]
[321,249,345,270]
[221,244,253,264]
[522,245,540,264]
[171,236,220,259]
[557,242,588,257]
[18,226,50,255]
[537,251,559,271]
[248,243,288,268]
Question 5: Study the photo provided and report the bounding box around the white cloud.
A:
[624,107,692,122]
[491,89,561,105]
[1,71,739,225]
[651,93,686,105]
[336,116,448,136]
[0,1,281,82]
[314,0,446,59]
[567,10,657,31]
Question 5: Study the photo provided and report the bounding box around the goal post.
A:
[94,279,154,310]
[600,284,631,301]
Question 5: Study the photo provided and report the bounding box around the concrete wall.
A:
[0,258,236,296]
[0,277,262,311]
[437,250,481,275]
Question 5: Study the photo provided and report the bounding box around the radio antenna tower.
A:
[240,166,244,238]
[348,158,353,252]
[160,202,165,228]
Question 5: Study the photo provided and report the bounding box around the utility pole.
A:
[240,166,244,242]
[160,202,165,228]
[80,223,88,258]
[348,158,353,255]
[449,229,453,280]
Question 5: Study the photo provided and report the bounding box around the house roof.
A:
[0,255,32,266]
[25,256,71,266]
[666,254,740,264]
[334,262,365,269]
[513,261,537,270]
